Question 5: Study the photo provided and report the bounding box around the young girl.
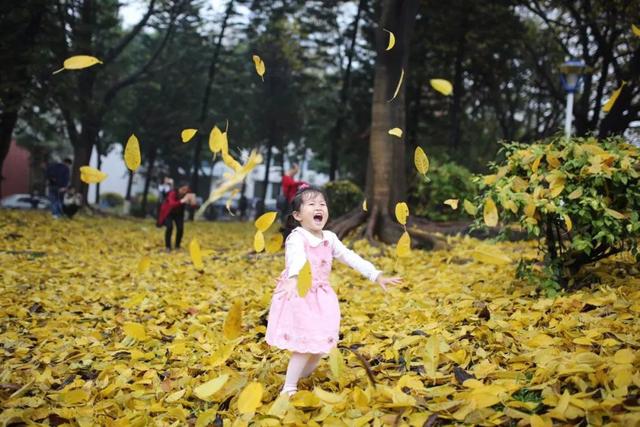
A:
[265,185,401,396]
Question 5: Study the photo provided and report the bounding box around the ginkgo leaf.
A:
[388,128,403,138]
[252,55,266,81]
[383,28,395,50]
[53,55,103,74]
[193,374,229,400]
[471,248,512,265]
[483,198,498,227]
[463,199,477,215]
[238,382,263,414]
[563,214,572,231]
[395,202,409,225]
[265,233,284,253]
[165,389,186,403]
[209,126,225,153]
[298,259,312,297]
[388,68,404,102]
[633,24,640,37]
[444,199,459,209]
[222,151,242,172]
[362,199,367,212]
[189,238,204,270]
[267,393,290,417]
[79,166,107,184]
[603,82,626,113]
[181,129,197,143]
[124,134,141,171]
[137,256,150,274]
[254,211,277,232]
[123,322,147,340]
[430,79,453,96]
[414,147,429,175]
[396,231,411,257]
[223,300,242,340]
[329,348,344,380]
[225,188,239,216]
[253,231,265,253]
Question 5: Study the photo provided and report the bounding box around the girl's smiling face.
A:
[293,192,329,237]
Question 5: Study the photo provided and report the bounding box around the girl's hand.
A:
[277,277,299,300]
[376,275,402,292]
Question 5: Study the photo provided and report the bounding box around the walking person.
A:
[157,184,195,252]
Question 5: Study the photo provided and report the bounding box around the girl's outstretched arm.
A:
[375,275,402,292]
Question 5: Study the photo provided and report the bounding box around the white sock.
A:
[301,354,322,378]
[281,352,310,395]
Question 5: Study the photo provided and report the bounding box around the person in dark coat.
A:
[157,185,194,251]
[45,158,71,218]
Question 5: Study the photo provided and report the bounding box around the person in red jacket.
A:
[278,164,308,223]
[157,185,193,251]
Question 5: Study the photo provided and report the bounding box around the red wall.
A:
[1,140,30,197]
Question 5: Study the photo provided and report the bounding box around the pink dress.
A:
[265,230,341,354]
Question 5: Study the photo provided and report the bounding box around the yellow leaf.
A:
[297,260,312,297]
[195,408,218,427]
[483,198,498,227]
[395,202,409,225]
[222,152,241,173]
[181,129,197,143]
[124,134,141,171]
[253,230,265,253]
[633,24,640,37]
[388,127,403,138]
[238,382,263,414]
[463,199,477,215]
[524,202,536,218]
[414,147,429,175]
[531,155,542,173]
[423,335,440,378]
[291,390,322,408]
[123,322,147,340]
[165,389,186,403]
[254,211,277,232]
[209,126,225,153]
[396,231,411,257]
[614,348,635,364]
[430,79,453,96]
[471,248,512,265]
[265,233,284,254]
[563,214,572,231]
[60,389,90,404]
[314,387,344,404]
[252,55,266,81]
[605,208,625,219]
[137,256,150,274]
[530,414,552,427]
[267,393,290,417]
[362,199,367,212]
[603,82,626,113]
[328,347,344,380]
[223,300,242,340]
[383,28,395,50]
[190,238,204,270]
[79,166,107,184]
[225,188,239,216]
[444,199,459,209]
[193,374,229,400]
[53,55,102,74]
[388,68,404,102]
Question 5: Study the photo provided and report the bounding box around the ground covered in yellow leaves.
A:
[1,211,639,426]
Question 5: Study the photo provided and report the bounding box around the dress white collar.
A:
[294,227,327,247]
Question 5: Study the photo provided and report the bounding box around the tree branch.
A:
[104,0,157,64]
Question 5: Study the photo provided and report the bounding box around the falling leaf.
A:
[238,382,263,414]
[189,238,204,270]
[603,82,626,113]
[483,198,498,227]
[265,233,284,254]
[225,188,239,216]
[396,231,411,257]
[632,24,640,37]
[53,55,103,74]
[297,259,312,297]
[79,166,107,184]
[252,55,266,81]
[254,212,277,232]
[123,322,147,340]
[414,147,429,175]
[329,348,344,380]
[430,79,453,96]
[388,68,404,102]
[209,126,225,153]
[222,152,242,173]
[444,199,459,209]
[193,374,229,400]
[362,199,367,212]
[181,129,197,143]
[253,231,265,253]
[388,128,403,138]
[223,300,242,340]
[383,28,395,50]
[124,134,141,171]
[462,199,478,216]
[395,202,409,225]
[137,256,150,274]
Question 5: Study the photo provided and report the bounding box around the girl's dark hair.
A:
[283,186,328,238]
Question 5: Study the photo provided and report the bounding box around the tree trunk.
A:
[94,141,102,204]
[124,169,134,215]
[0,109,19,198]
[258,140,273,217]
[141,146,158,217]
[449,14,467,153]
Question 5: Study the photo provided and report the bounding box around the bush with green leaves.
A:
[470,135,640,293]
[101,192,124,208]
[409,159,476,221]
[323,180,363,219]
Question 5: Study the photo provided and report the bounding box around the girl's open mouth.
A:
[313,214,323,224]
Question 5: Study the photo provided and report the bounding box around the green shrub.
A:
[101,192,124,207]
[409,159,476,221]
[131,193,159,217]
[469,135,640,294]
[323,180,364,218]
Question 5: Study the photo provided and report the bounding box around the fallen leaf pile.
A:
[1,211,639,426]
